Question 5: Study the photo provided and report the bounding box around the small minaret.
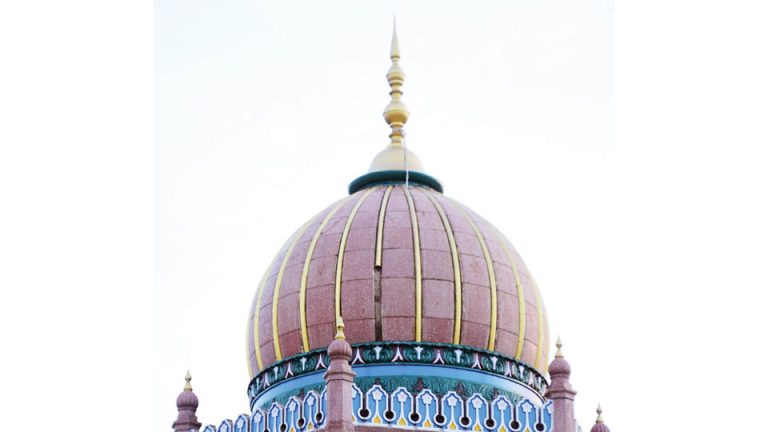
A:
[323,317,356,432]
[172,371,202,432]
[589,404,611,432]
[546,337,578,432]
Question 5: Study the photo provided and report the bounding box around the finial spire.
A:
[184,370,192,391]
[596,403,604,423]
[335,316,346,340]
[383,20,409,150]
[390,17,400,60]
[364,21,426,175]
[555,336,564,358]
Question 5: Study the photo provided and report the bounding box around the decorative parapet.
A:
[352,384,552,431]
[207,342,553,432]
[248,342,548,405]
[202,391,552,432]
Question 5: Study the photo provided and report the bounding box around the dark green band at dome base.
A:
[348,170,444,194]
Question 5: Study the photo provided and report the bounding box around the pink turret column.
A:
[323,317,356,432]
[545,338,577,432]
[172,371,203,432]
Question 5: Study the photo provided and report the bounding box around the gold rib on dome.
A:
[452,201,499,351]
[402,185,424,341]
[488,226,527,361]
[299,197,350,352]
[252,271,269,371]
[271,219,314,361]
[375,185,394,267]
[252,249,284,371]
[335,188,376,323]
[423,191,463,344]
[532,276,547,371]
[368,21,424,174]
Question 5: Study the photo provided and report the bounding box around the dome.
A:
[242,27,556,426]
[245,26,550,386]
[246,183,550,376]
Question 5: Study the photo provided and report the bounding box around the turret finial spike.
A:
[391,17,400,60]
[184,370,192,391]
[555,336,564,358]
[596,403,604,423]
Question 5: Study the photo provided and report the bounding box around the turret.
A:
[546,338,577,432]
[323,317,356,432]
[172,371,202,432]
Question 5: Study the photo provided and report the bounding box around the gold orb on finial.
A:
[368,19,425,174]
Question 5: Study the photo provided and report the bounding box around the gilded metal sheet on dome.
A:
[299,197,351,352]
[374,185,394,268]
[253,245,290,372]
[402,186,423,341]
[532,276,546,371]
[451,200,499,351]
[488,224,528,361]
[334,188,376,323]
[272,219,315,361]
[422,190,463,345]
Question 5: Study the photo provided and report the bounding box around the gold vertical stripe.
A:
[454,203,498,351]
[489,226,527,360]
[246,317,254,378]
[402,186,423,341]
[423,191,463,344]
[335,187,376,321]
[271,219,314,361]
[299,197,350,352]
[532,277,546,371]
[252,252,281,371]
[375,186,394,267]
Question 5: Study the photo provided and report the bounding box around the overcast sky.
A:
[153,2,766,432]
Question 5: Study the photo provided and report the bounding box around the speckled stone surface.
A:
[247,184,550,375]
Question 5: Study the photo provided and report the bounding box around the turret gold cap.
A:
[184,370,193,391]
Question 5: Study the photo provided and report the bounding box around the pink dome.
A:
[246,184,550,376]
[175,390,198,411]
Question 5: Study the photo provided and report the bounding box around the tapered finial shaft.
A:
[390,17,400,60]
[383,20,409,149]
[367,21,425,174]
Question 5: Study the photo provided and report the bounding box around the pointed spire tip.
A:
[184,370,193,391]
[555,336,563,358]
[390,18,400,60]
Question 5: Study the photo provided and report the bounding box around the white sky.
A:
[153,1,768,432]
[1,2,766,432]
[155,1,616,430]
